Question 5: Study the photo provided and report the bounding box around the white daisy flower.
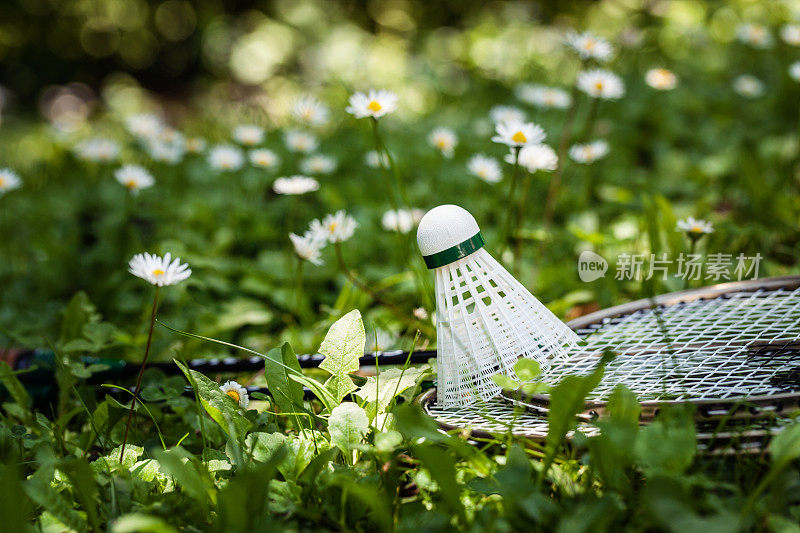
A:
[467,154,502,183]
[489,105,526,125]
[411,208,425,224]
[381,209,416,233]
[492,120,546,147]
[515,84,572,109]
[780,24,800,46]
[0,168,22,195]
[290,232,325,265]
[220,380,249,409]
[364,150,389,168]
[128,252,191,287]
[292,95,329,126]
[345,89,398,119]
[309,210,357,243]
[185,137,207,153]
[789,62,800,82]
[565,31,615,62]
[125,114,163,140]
[273,175,319,195]
[232,125,265,146]
[576,69,625,99]
[75,138,120,163]
[300,154,337,175]
[114,165,155,194]
[147,140,185,165]
[413,307,428,320]
[732,75,765,98]
[569,140,610,164]
[284,130,319,153]
[736,23,773,49]
[676,217,714,237]
[249,148,280,169]
[508,144,558,172]
[208,144,244,171]
[645,68,678,91]
[428,127,457,158]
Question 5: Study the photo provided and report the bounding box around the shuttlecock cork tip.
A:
[417,205,484,268]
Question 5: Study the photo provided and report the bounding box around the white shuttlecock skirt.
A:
[434,248,582,406]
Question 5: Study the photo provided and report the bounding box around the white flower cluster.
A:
[428,127,458,158]
[346,89,398,119]
[569,140,610,164]
[114,165,155,194]
[273,175,320,195]
[381,208,424,233]
[290,210,358,266]
[0,168,21,195]
[128,252,191,287]
[565,31,615,62]
[677,217,714,236]
[515,85,572,109]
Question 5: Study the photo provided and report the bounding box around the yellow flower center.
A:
[126,180,137,189]
[691,226,703,233]
[368,100,382,112]
[303,108,313,120]
[152,269,165,276]
[0,178,5,187]
[436,139,447,148]
[594,81,604,91]
[329,223,337,232]
[585,39,596,50]
[478,169,487,177]
[511,131,526,143]
[226,390,240,403]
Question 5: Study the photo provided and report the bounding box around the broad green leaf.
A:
[24,476,86,533]
[246,432,317,482]
[634,405,696,476]
[174,359,252,438]
[58,291,100,347]
[318,310,364,402]
[92,445,143,473]
[153,447,212,505]
[374,430,403,452]
[354,366,430,416]
[328,403,369,452]
[770,423,800,466]
[0,361,31,413]
[491,373,519,391]
[514,358,541,382]
[264,343,307,428]
[111,514,179,533]
[288,373,338,413]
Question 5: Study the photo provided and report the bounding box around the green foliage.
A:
[319,310,365,402]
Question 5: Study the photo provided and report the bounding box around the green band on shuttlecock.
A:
[423,232,485,269]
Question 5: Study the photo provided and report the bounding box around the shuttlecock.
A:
[417,204,581,406]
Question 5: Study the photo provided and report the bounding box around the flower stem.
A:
[513,169,536,274]
[684,238,697,290]
[501,146,521,257]
[370,118,407,209]
[120,286,160,462]
[295,257,305,320]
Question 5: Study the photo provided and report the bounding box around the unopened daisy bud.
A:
[428,127,457,158]
[736,23,773,49]
[273,175,319,195]
[511,144,558,173]
[781,24,800,46]
[381,209,415,233]
[290,232,325,265]
[284,130,319,153]
[346,89,398,119]
[565,31,615,62]
[492,120,545,147]
[147,140,185,165]
[128,252,191,287]
[645,68,678,91]
[232,125,265,146]
[364,150,389,168]
[732,75,765,98]
[300,154,337,175]
[0,168,21,195]
[292,95,329,126]
[413,307,428,321]
[250,149,280,169]
[114,165,155,194]
[185,137,207,153]
[489,106,526,125]
[467,154,502,183]
[790,62,800,82]
[310,210,357,243]
[676,217,714,240]
[208,144,244,171]
[220,380,249,408]
[577,69,625,100]
[569,140,609,164]
[75,138,120,163]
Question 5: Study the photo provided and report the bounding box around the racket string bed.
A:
[545,287,800,402]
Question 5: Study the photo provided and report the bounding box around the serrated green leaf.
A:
[328,403,369,452]
[318,310,364,402]
[355,366,430,416]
